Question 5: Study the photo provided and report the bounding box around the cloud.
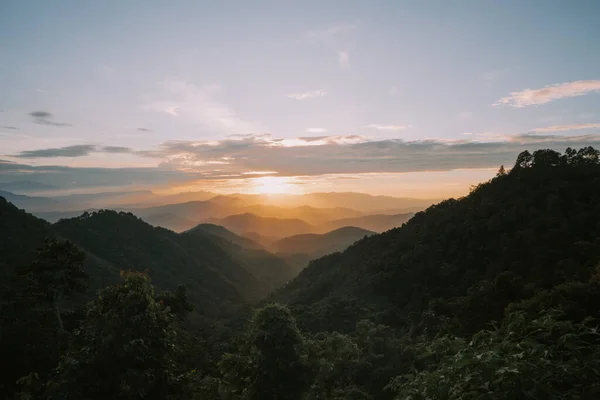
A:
[6,132,600,192]
[164,106,180,117]
[12,145,96,158]
[29,111,71,127]
[389,86,398,97]
[494,80,600,107]
[531,123,600,133]
[287,89,328,100]
[142,80,258,133]
[3,126,18,130]
[133,132,600,177]
[10,145,137,158]
[137,127,153,132]
[102,146,133,153]
[338,51,350,67]
[306,128,328,133]
[365,124,410,131]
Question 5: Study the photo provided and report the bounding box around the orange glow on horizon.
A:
[247,176,302,195]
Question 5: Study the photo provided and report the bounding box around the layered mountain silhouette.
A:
[0,199,296,316]
[272,226,375,271]
[269,150,600,334]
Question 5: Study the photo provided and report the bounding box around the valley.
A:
[2,147,600,399]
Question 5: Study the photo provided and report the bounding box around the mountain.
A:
[131,197,245,223]
[34,209,99,223]
[206,213,314,238]
[0,200,295,316]
[0,197,55,272]
[187,223,264,250]
[142,212,198,232]
[183,226,295,289]
[273,227,375,272]
[0,190,59,212]
[274,226,374,255]
[241,204,363,225]
[0,180,58,192]
[265,192,439,213]
[319,213,414,233]
[52,211,276,305]
[0,198,119,291]
[269,149,600,335]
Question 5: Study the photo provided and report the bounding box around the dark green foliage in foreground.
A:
[0,240,88,398]
[391,310,600,399]
[220,303,311,400]
[46,270,191,400]
[2,147,600,399]
[19,239,88,332]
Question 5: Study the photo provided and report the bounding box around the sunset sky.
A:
[1,0,600,198]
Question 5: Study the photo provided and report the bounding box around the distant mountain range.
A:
[0,187,436,214]
[0,198,297,316]
[272,226,375,271]
[273,227,375,255]
[206,212,414,239]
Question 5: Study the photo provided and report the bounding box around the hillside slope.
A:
[270,148,600,334]
[274,226,374,255]
[187,223,264,250]
[318,213,414,233]
[183,227,296,289]
[206,213,314,238]
[0,197,56,272]
[273,227,374,272]
[53,211,271,307]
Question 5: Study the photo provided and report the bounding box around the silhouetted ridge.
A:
[270,147,600,334]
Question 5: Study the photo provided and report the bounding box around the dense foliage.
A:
[2,146,600,399]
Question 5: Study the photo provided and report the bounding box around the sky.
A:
[1,0,600,198]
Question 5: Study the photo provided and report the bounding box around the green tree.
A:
[156,284,195,321]
[220,303,310,400]
[19,239,87,332]
[511,149,532,171]
[390,310,600,399]
[46,271,187,400]
[496,164,506,176]
[306,331,365,399]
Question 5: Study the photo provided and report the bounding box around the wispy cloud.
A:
[388,86,398,97]
[287,89,328,100]
[164,106,180,117]
[365,124,410,131]
[338,51,350,67]
[532,122,600,133]
[102,146,133,153]
[3,126,19,130]
[494,80,600,107]
[306,128,328,133]
[137,127,153,132]
[142,80,259,133]
[29,111,71,127]
[10,145,135,158]
[6,133,600,191]
[12,145,96,158]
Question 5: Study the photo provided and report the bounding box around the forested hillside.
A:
[270,147,600,334]
[273,226,375,272]
[2,147,600,399]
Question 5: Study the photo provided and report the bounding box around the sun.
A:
[249,176,299,195]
